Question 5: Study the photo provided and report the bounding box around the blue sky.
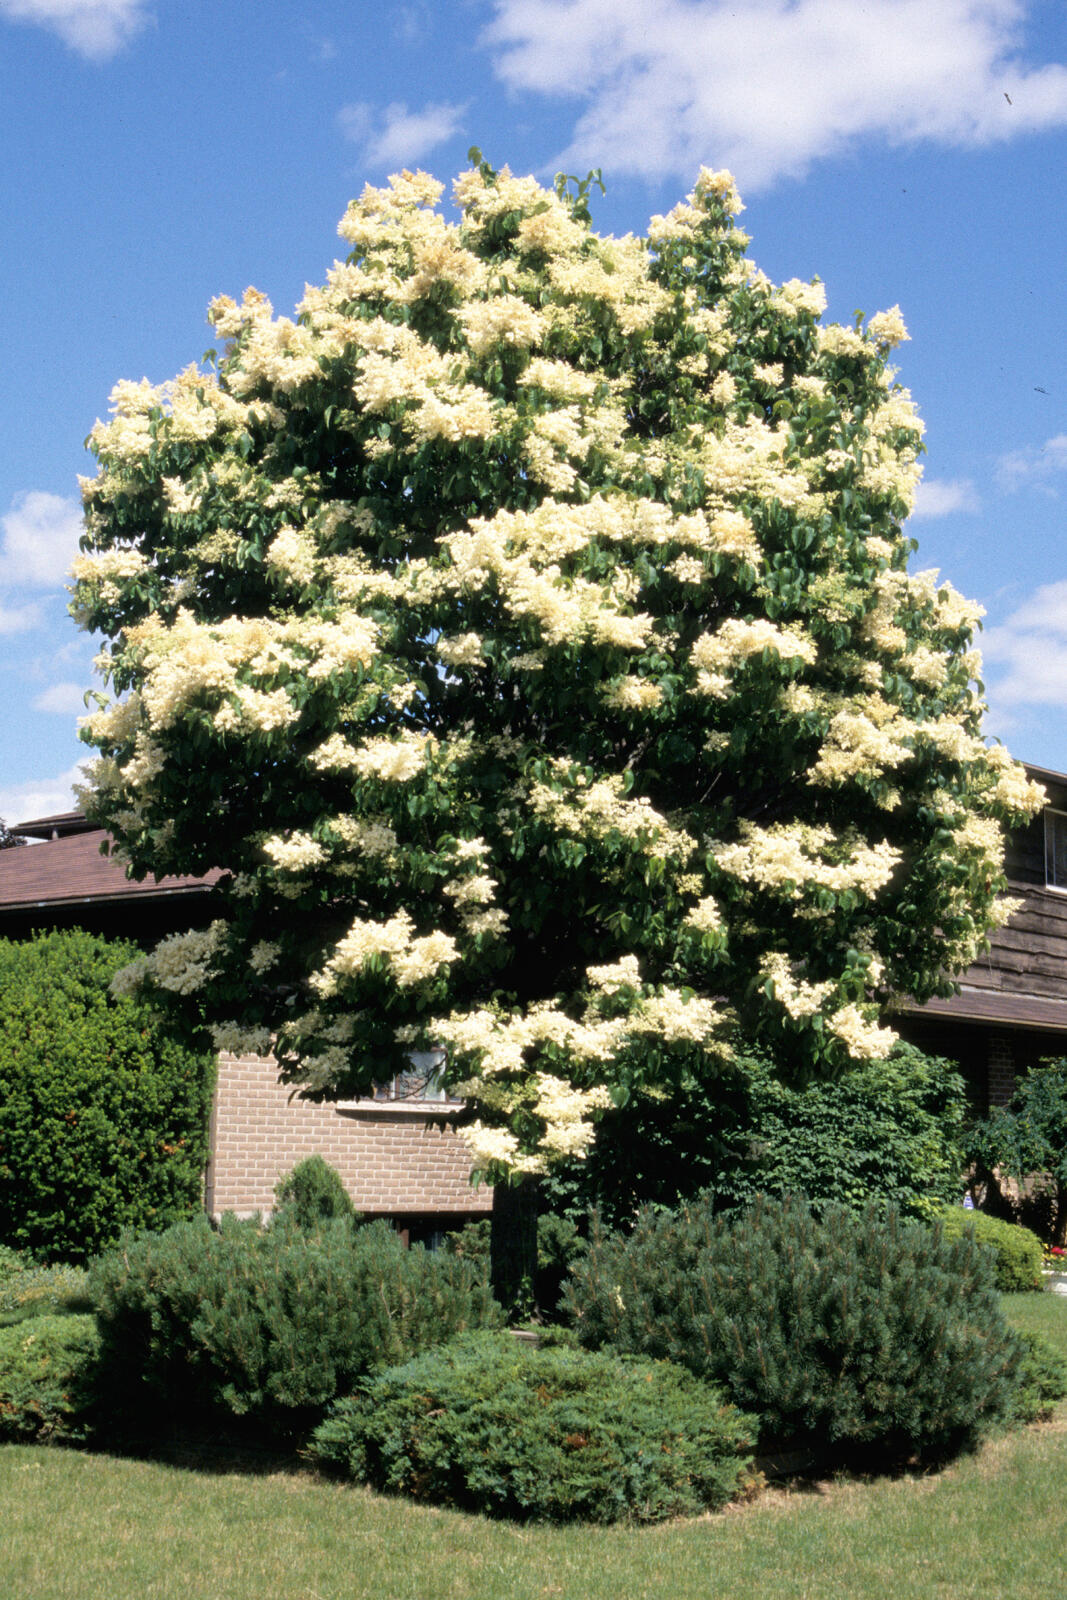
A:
[3,0,1067,821]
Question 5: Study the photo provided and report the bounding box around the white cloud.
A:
[0,600,43,635]
[0,765,83,828]
[997,432,1067,490]
[338,99,467,168]
[482,0,1067,188]
[982,582,1067,707]
[910,477,980,520]
[33,681,87,716]
[0,491,83,591]
[0,0,150,60]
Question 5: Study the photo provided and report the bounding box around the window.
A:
[341,1048,462,1112]
[1045,809,1067,890]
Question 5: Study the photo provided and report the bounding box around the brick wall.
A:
[205,1051,493,1221]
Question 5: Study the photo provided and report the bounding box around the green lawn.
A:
[1,1294,1065,1600]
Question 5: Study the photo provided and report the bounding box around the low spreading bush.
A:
[312,1331,756,1523]
[565,1194,1027,1463]
[0,1313,100,1443]
[938,1209,1044,1292]
[0,1261,91,1327]
[90,1212,501,1439]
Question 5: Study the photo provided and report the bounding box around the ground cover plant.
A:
[566,1193,1028,1462]
[0,1314,100,1444]
[311,1329,756,1523]
[0,929,215,1263]
[89,1210,500,1441]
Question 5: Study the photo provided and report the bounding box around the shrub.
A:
[565,1194,1026,1462]
[273,1155,356,1229]
[0,1313,100,1443]
[541,1042,969,1231]
[0,929,216,1263]
[1008,1329,1067,1423]
[90,1212,501,1440]
[0,1262,91,1327]
[311,1331,756,1523]
[938,1210,1044,1291]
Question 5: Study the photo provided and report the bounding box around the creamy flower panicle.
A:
[75,156,1041,1178]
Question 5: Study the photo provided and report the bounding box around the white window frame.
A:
[1044,807,1067,892]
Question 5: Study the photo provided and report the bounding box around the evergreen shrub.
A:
[0,1313,100,1443]
[938,1209,1044,1291]
[0,930,216,1263]
[565,1194,1026,1461]
[1007,1328,1067,1423]
[90,1213,501,1439]
[272,1154,357,1229]
[311,1330,756,1523]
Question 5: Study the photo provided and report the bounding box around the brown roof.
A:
[0,828,221,912]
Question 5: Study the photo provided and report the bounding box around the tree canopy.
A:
[72,155,1042,1178]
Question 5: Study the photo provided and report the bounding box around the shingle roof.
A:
[0,827,221,912]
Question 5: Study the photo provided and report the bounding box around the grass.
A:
[1,1294,1065,1600]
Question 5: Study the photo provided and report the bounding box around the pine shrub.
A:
[938,1209,1044,1291]
[0,1313,100,1443]
[311,1331,756,1523]
[1007,1328,1067,1423]
[0,930,215,1263]
[565,1194,1027,1462]
[90,1213,501,1439]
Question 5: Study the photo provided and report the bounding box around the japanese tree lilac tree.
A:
[73,156,1042,1184]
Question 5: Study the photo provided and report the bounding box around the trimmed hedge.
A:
[938,1209,1044,1292]
[312,1331,756,1523]
[0,1313,100,1443]
[90,1212,501,1439]
[0,929,216,1263]
[565,1194,1027,1462]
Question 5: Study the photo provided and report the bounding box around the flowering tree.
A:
[73,155,1042,1182]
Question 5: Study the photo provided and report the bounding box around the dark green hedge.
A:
[0,929,216,1262]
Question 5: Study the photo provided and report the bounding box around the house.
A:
[4,766,1067,1227]
[896,762,1067,1111]
[0,811,491,1241]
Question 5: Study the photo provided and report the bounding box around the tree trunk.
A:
[490,1176,539,1320]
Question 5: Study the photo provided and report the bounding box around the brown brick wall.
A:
[205,1051,493,1221]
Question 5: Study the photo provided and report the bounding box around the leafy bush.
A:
[0,929,216,1263]
[541,1043,969,1231]
[273,1155,356,1229]
[0,1262,91,1327]
[565,1194,1026,1462]
[1007,1329,1067,1423]
[312,1331,756,1523]
[90,1212,501,1439]
[0,1313,100,1443]
[967,1059,1067,1243]
[938,1210,1044,1291]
